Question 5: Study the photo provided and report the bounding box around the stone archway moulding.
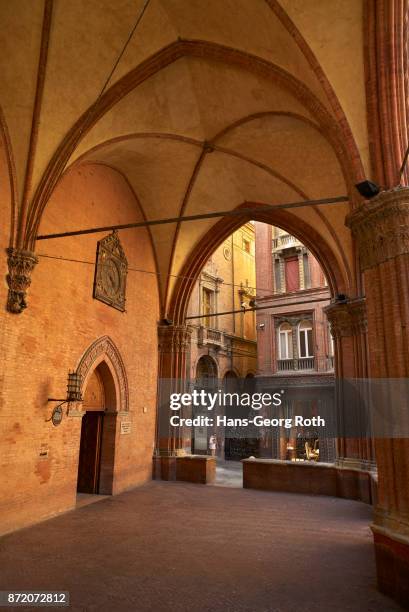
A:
[168,203,350,325]
[76,336,129,412]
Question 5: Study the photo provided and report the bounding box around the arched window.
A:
[298,320,314,358]
[202,287,214,327]
[223,370,238,391]
[278,322,293,359]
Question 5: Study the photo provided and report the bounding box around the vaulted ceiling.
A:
[0,0,370,313]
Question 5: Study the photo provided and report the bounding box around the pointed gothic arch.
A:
[76,336,129,413]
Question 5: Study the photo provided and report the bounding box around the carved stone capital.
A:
[324,298,367,338]
[346,187,409,271]
[158,324,193,353]
[6,248,38,314]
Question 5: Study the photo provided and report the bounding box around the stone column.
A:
[324,297,374,470]
[291,320,298,370]
[154,324,193,479]
[314,306,328,372]
[346,187,409,604]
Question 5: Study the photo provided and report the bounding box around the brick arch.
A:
[195,354,218,379]
[168,203,350,326]
[76,336,129,412]
[221,367,240,379]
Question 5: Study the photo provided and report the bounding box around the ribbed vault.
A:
[0,0,371,315]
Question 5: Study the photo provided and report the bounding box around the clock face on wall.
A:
[103,257,121,296]
[93,231,128,311]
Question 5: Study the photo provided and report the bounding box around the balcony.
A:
[298,357,315,370]
[198,326,224,349]
[272,233,299,250]
[276,356,334,373]
[277,357,315,372]
[277,359,295,372]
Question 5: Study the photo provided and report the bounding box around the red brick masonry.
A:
[242,458,377,505]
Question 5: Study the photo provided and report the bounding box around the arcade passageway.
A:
[3,1,409,607]
[0,482,400,612]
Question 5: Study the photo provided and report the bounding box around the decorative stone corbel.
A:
[6,247,38,313]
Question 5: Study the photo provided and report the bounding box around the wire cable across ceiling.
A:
[36,196,348,241]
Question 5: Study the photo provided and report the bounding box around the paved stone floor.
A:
[0,481,402,612]
[213,459,243,487]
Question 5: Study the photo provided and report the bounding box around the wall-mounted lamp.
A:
[67,371,82,401]
[335,294,348,303]
[47,371,83,426]
[257,323,265,330]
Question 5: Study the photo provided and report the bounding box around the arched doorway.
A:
[192,355,218,455]
[77,361,117,495]
[222,371,258,461]
[196,355,218,388]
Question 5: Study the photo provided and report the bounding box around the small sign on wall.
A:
[39,444,49,459]
[120,421,132,435]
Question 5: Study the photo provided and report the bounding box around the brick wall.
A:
[0,161,159,534]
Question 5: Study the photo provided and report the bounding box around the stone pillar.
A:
[347,187,409,606]
[324,298,374,471]
[314,306,328,372]
[154,324,193,479]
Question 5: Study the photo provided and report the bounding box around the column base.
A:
[336,457,377,472]
[152,455,177,481]
[372,526,409,608]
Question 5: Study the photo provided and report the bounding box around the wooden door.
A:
[77,411,104,494]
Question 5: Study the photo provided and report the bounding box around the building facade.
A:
[255,223,335,462]
[186,223,257,458]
